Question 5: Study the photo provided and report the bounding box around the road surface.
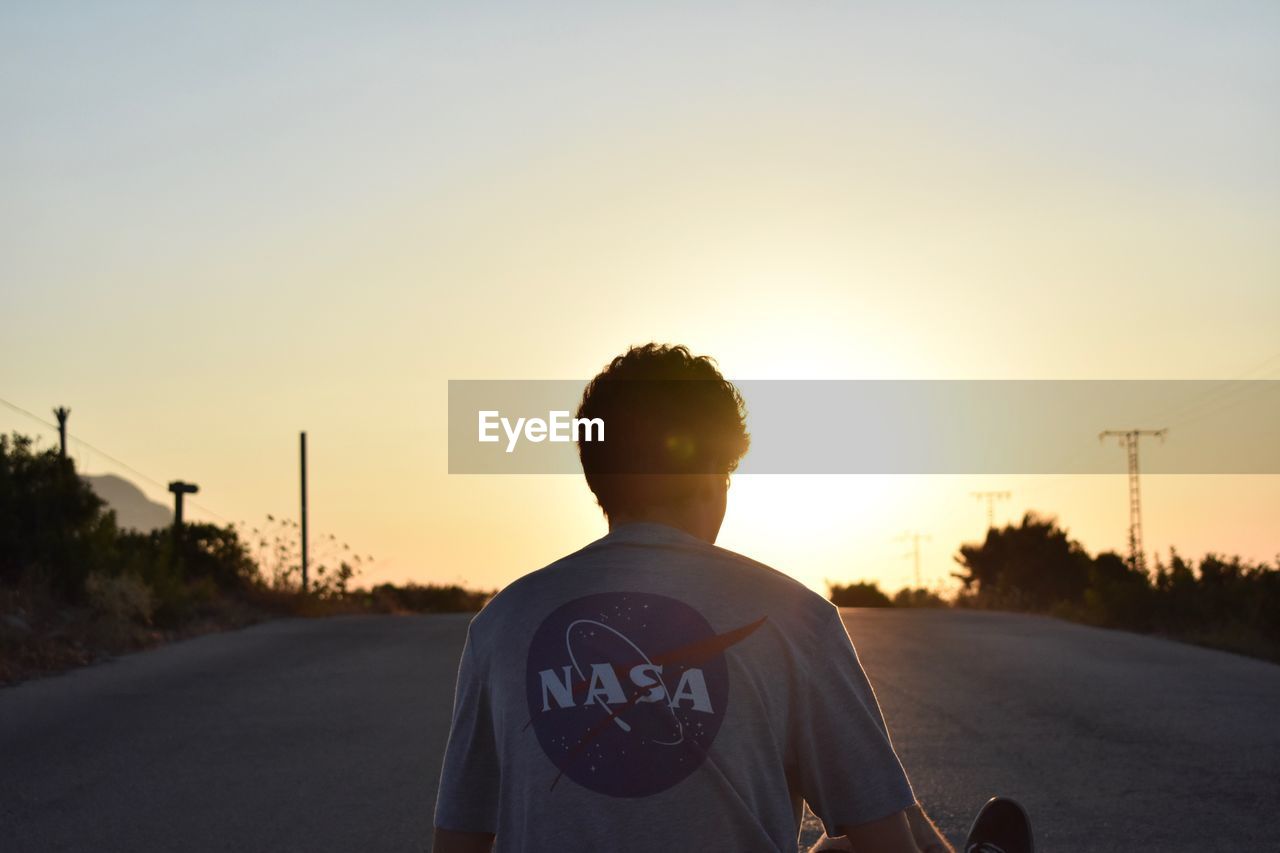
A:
[1,610,1277,852]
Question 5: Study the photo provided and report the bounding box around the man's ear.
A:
[706,472,730,499]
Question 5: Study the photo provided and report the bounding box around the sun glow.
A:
[717,475,913,595]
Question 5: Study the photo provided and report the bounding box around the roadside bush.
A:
[85,572,154,625]
[892,587,947,608]
[954,512,1092,610]
[366,582,494,613]
[828,581,892,608]
[244,515,365,598]
[0,434,117,597]
[955,513,1280,661]
[1,429,496,683]
[1079,551,1154,630]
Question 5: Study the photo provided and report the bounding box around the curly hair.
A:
[576,343,750,518]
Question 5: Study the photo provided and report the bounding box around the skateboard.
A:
[963,796,1034,853]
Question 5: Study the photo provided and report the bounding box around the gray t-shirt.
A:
[434,522,915,852]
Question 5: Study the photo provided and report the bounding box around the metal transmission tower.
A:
[1098,428,1167,573]
[896,531,932,589]
[971,490,1011,531]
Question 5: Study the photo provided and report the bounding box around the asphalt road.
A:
[834,610,1280,852]
[1,610,1277,852]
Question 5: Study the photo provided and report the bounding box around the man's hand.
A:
[806,802,955,853]
[905,802,954,853]
[808,831,856,852]
[432,827,494,853]
[806,808,917,852]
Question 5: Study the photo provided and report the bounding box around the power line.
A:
[0,395,233,524]
[179,499,232,525]
[0,397,59,431]
[1140,349,1280,428]
[1163,379,1279,431]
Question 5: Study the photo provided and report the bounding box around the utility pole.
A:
[53,407,70,459]
[896,531,931,589]
[168,480,199,562]
[300,431,308,593]
[1099,428,1167,573]
[971,490,1011,531]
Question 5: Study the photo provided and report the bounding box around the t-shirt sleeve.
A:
[792,605,916,835]
[433,621,500,833]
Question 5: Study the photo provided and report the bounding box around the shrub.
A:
[85,572,154,625]
[243,516,366,598]
[0,433,117,597]
[828,581,892,608]
[892,587,947,608]
[954,514,1280,662]
[953,512,1092,610]
[366,582,494,613]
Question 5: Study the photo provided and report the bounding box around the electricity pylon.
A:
[1098,428,1167,573]
[971,490,1011,531]
[896,531,931,589]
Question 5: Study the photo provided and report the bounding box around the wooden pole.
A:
[300,431,308,593]
[53,407,70,459]
[168,480,199,565]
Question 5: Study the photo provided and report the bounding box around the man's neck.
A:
[607,510,716,544]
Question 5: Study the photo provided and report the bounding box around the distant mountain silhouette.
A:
[84,474,172,532]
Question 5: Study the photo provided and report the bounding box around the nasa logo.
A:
[524,591,764,798]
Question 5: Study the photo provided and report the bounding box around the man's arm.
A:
[433,622,500,851]
[432,827,495,853]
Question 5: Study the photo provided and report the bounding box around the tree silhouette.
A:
[954,511,1091,610]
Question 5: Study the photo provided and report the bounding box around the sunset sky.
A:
[4,2,1277,594]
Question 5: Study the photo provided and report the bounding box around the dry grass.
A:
[1,581,494,687]
[0,584,265,686]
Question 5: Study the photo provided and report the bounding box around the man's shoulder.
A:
[472,534,832,638]
[464,545,593,636]
[703,544,841,639]
[705,541,824,597]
